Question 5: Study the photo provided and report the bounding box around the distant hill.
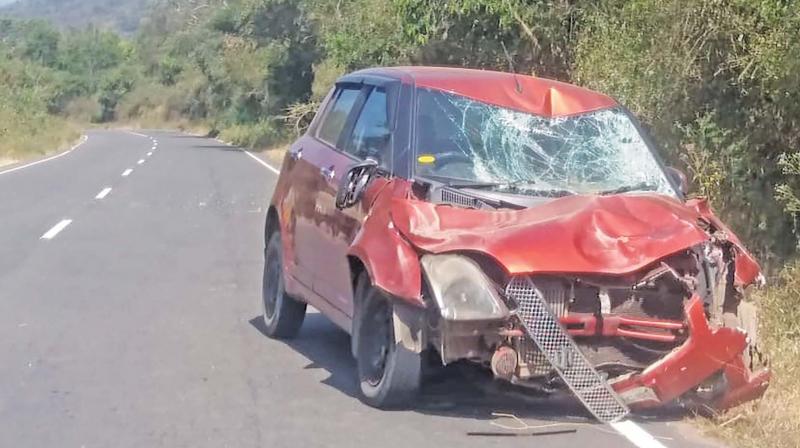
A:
[0,0,150,35]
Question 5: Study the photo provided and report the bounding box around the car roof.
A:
[348,66,618,118]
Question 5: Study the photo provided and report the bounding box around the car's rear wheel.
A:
[354,273,421,408]
[262,231,306,338]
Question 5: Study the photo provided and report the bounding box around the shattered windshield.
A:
[414,88,676,197]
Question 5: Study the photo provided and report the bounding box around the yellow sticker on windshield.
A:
[417,154,436,164]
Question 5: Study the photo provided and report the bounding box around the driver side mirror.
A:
[335,158,379,210]
[666,166,689,196]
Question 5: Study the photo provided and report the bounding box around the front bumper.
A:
[608,294,770,409]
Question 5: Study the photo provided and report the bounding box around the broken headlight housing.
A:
[421,254,509,321]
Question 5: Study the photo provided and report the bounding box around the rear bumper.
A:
[608,295,770,409]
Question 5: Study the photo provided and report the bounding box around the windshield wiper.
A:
[598,182,659,195]
[425,174,578,198]
[502,181,576,197]
[449,179,577,198]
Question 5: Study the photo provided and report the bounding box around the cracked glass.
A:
[415,88,676,197]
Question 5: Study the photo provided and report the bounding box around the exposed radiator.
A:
[506,276,629,422]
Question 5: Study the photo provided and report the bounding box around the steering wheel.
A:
[335,159,378,209]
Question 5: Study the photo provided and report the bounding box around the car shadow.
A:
[250,313,360,399]
[249,313,689,424]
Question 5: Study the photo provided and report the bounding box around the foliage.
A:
[1,0,150,35]
[701,260,800,447]
[2,1,800,445]
[0,19,130,159]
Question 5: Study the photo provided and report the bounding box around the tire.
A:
[262,231,306,339]
[354,272,421,408]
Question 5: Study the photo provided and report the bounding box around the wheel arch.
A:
[349,257,426,359]
[264,205,280,245]
[348,255,368,358]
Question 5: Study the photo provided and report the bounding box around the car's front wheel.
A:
[262,231,306,338]
[354,272,421,408]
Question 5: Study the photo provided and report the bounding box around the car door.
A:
[291,84,366,294]
[311,82,397,317]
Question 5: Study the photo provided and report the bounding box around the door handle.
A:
[320,166,335,180]
[289,147,303,161]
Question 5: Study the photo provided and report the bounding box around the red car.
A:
[261,66,770,421]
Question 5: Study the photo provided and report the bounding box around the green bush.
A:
[704,261,800,447]
[218,119,285,149]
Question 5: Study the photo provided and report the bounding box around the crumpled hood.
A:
[391,194,714,276]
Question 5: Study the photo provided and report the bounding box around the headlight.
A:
[421,254,509,321]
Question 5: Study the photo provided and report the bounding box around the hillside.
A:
[0,0,149,34]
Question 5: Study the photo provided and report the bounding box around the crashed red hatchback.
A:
[260,66,770,421]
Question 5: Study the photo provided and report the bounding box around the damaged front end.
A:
[405,199,770,419]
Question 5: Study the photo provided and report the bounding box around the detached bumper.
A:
[609,295,770,409]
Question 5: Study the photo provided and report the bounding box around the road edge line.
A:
[0,135,88,176]
[242,149,280,175]
[211,136,280,174]
[609,420,669,448]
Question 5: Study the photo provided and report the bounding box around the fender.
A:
[687,198,762,286]
[347,179,424,307]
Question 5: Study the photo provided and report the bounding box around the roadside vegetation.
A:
[699,266,800,447]
[1,1,799,445]
[0,18,133,161]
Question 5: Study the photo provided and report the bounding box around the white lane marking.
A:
[0,135,88,177]
[147,152,153,156]
[41,219,73,240]
[151,145,157,150]
[122,168,133,177]
[95,187,112,199]
[610,420,668,448]
[137,159,145,165]
[127,131,149,138]
[243,150,280,175]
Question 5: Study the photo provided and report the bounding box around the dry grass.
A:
[698,262,800,448]
[255,143,288,167]
[0,118,81,165]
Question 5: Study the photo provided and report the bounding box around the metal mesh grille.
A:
[507,276,629,422]
[508,276,569,317]
[509,276,567,377]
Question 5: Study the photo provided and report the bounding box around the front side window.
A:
[317,86,361,146]
[344,88,391,166]
[414,88,676,197]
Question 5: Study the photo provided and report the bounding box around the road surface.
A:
[0,130,720,448]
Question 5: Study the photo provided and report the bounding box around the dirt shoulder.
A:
[0,134,87,173]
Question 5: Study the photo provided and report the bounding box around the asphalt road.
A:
[0,130,721,448]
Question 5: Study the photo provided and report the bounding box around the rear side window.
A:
[317,87,361,145]
[344,88,390,164]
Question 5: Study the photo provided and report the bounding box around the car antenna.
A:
[501,41,523,94]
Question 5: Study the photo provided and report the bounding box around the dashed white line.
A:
[95,187,112,199]
[122,168,133,177]
[127,131,149,138]
[40,219,73,240]
[137,159,145,165]
[147,151,153,156]
[0,135,88,176]
[610,420,668,448]
[243,150,280,175]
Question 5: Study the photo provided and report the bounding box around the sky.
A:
[0,0,17,6]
